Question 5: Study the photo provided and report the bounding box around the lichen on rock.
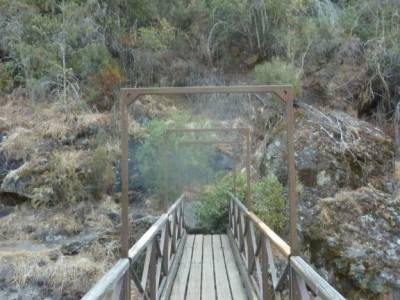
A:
[258,103,398,297]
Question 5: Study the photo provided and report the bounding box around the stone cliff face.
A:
[307,187,400,298]
[258,103,399,298]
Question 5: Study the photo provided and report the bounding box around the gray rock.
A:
[258,104,398,296]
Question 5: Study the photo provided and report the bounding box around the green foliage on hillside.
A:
[254,59,301,96]
[0,0,399,117]
[196,174,286,233]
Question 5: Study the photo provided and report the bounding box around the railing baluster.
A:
[179,202,184,236]
[229,199,233,229]
[238,212,245,254]
[233,201,238,238]
[171,211,177,253]
[141,244,152,294]
[149,240,158,300]
[260,236,272,300]
[161,220,170,277]
[275,264,289,293]
[82,195,187,300]
[293,271,311,300]
[250,222,262,291]
[245,218,255,272]
[226,193,345,300]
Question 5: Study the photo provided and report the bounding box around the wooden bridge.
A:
[82,85,346,300]
[82,193,345,300]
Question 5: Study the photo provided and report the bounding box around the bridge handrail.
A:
[290,256,346,300]
[228,192,345,300]
[229,192,291,257]
[81,258,129,300]
[81,194,186,300]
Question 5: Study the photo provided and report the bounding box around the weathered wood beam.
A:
[81,259,130,300]
[121,85,292,100]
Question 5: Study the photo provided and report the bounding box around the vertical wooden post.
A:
[285,91,297,255]
[261,238,271,300]
[245,128,251,209]
[284,89,298,299]
[162,131,168,210]
[166,131,172,209]
[233,153,237,195]
[120,92,131,300]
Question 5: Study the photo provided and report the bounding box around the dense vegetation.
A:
[0,2,399,299]
[0,0,399,120]
[196,173,286,233]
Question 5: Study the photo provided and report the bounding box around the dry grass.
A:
[3,252,103,294]
[0,99,113,151]
[0,127,38,161]
[0,203,84,240]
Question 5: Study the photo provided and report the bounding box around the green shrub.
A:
[196,174,286,234]
[138,18,175,51]
[0,63,14,93]
[196,173,246,233]
[252,175,286,234]
[254,58,301,96]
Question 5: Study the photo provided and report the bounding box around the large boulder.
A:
[307,187,400,298]
[259,103,395,209]
[258,103,398,297]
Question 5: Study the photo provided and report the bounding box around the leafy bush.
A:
[252,175,286,234]
[254,59,301,96]
[196,173,246,233]
[138,19,175,51]
[196,174,286,233]
[0,63,15,93]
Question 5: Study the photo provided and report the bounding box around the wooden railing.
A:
[82,195,186,300]
[228,193,346,300]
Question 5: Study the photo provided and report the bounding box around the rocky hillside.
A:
[257,103,399,299]
[0,96,172,299]
[0,0,399,299]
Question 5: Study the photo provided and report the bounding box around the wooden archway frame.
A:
[164,127,250,208]
[119,85,296,299]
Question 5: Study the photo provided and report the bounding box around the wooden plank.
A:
[186,235,204,300]
[222,234,251,300]
[286,95,298,255]
[81,259,130,300]
[160,232,187,300]
[201,235,216,300]
[290,256,346,300]
[212,235,233,300]
[170,235,195,299]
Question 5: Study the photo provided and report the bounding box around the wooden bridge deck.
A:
[170,234,247,300]
[82,194,346,300]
